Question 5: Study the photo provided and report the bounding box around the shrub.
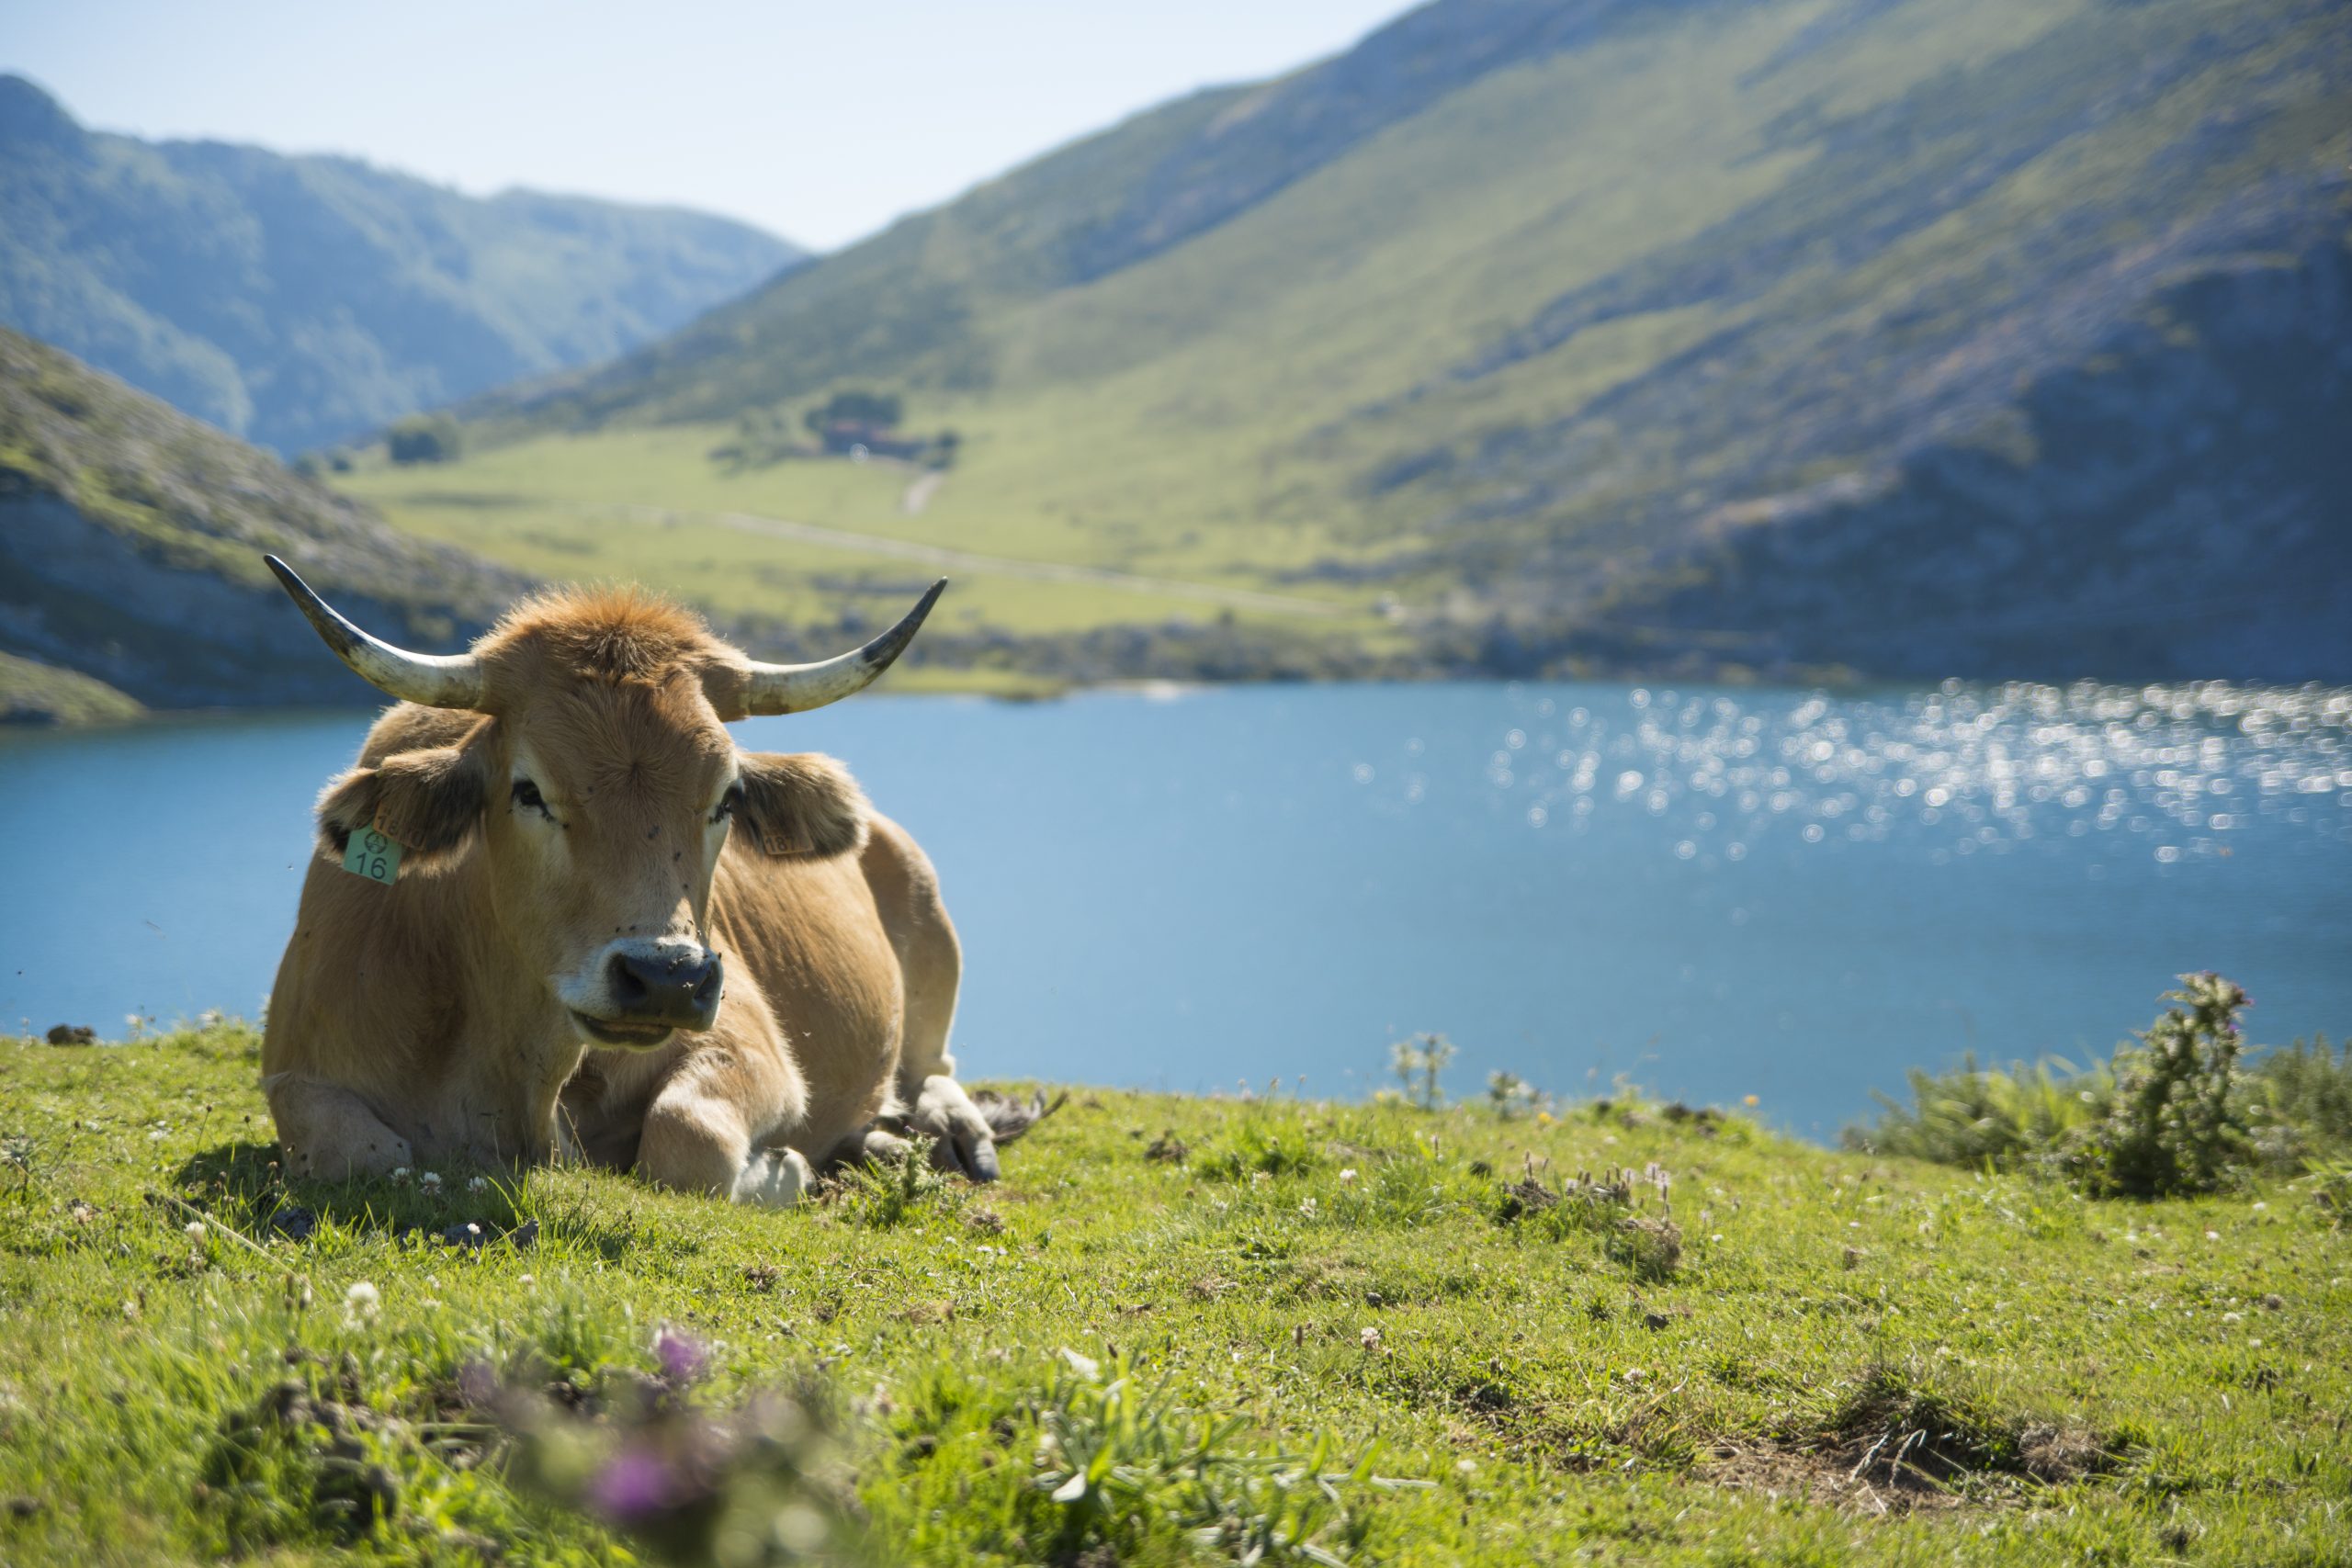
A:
[1848,1055,2109,1169]
[387,413,461,464]
[2080,973,2254,1198]
[1849,974,2337,1198]
[2245,1035,2352,1168]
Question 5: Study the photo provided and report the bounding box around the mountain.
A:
[0,325,530,715]
[460,0,2351,683]
[0,74,800,457]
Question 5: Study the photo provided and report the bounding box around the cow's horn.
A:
[265,555,486,710]
[740,578,946,716]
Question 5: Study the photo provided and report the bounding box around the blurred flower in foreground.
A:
[484,1330,865,1566]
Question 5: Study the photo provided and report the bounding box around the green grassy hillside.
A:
[1,1021,2346,1563]
[0,326,531,710]
[411,0,2349,682]
[0,648,141,726]
[0,74,800,456]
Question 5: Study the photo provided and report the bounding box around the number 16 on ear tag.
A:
[342,826,401,886]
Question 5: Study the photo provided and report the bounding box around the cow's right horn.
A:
[265,555,485,710]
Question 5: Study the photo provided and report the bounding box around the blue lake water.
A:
[3,680,2348,1138]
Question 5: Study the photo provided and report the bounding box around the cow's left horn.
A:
[739,578,946,716]
[265,555,486,710]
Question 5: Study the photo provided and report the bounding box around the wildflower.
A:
[1359,1325,1382,1351]
[1455,1459,1478,1475]
[1298,1197,1318,1217]
[467,1176,490,1194]
[592,1446,680,1524]
[1536,1111,1555,1125]
[390,1167,413,1186]
[654,1325,707,1384]
[1250,1170,1271,1186]
[1744,1094,1760,1108]
[184,1220,206,1242]
[419,1171,443,1194]
[344,1280,381,1325]
[1339,1168,1359,1185]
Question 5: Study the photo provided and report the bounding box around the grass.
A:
[0,649,143,727]
[4,1022,2348,1564]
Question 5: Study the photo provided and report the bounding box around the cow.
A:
[257,555,1015,1205]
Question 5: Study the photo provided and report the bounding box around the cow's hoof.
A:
[734,1147,812,1209]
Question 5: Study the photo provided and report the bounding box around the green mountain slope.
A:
[447,0,2349,682]
[0,325,529,710]
[0,74,800,457]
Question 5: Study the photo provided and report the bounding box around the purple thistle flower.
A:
[592,1447,679,1523]
[654,1326,707,1385]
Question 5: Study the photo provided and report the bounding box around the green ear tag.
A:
[341,825,402,886]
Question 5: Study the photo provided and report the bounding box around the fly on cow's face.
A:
[711,782,745,826]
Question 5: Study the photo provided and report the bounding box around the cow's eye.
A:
[511,778,554,820]
[711,784,744,825]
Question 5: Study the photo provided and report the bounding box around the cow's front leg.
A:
[637,1081,817,1208]
[265,1073,414,1180]
[904,1074,1001,1182]
[634,1024,813,1208]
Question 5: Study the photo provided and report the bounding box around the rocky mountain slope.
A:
[466,0,2350,682]
[0,326,527,712]
[0,74,800,456]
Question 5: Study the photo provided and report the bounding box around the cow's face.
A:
[485,671,741,1047]
[278,566,922,1050]
[315,670,873,1054]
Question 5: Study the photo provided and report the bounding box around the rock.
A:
[45,1024,95,1045]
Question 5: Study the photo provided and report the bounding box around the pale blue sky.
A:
[6,0,1415,250]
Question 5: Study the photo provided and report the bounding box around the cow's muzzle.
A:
[574,942,723,1043]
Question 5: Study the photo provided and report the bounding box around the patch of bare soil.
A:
[1702,1367,2117,1515]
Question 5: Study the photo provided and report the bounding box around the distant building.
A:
[819,420,925,460]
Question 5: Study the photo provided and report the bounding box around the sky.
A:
[5,0,1415,251]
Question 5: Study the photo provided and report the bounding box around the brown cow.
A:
[258,556,1012,1203]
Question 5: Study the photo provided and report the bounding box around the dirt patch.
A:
[1704,1365,2119,1515]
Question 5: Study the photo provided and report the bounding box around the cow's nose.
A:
[606,945,723,1030]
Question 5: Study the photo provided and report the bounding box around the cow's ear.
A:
[315,739,492,875]
[735,751,869,858]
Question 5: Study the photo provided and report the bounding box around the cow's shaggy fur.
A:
[262,587,1003,1201]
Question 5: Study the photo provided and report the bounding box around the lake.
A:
[4,680,2348,1138]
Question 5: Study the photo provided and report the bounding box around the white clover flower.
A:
[344,1281,381,1325]
[1339,1168,1359,1185]
[390,1167,413,1185]
[184,1221,206,1241]
[419,1171,443,1193]
[1359,1325,1382,1351]
[467,1176,489,1194]
[1298,1197,1318,1218]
